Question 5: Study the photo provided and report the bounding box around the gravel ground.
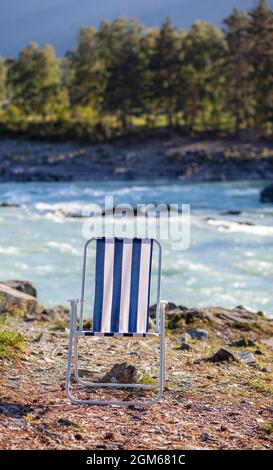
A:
[1,312,273,450]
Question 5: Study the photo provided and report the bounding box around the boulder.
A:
[0,282,38,315]
[207,348,237,363]
[101,363,137,384]
[41,305,69,322]
[179,342,192,351]
[188,328,209,340]
[152,305,260,330]
[230,337,256,348]
[0,202,20,208]
[1,280,37,298]
[260,184,273,203]
[234,351,256,365]
[221,210,242,216]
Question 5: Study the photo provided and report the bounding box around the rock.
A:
[207,348,237,363]
[32,332,44,343]
[0,202,20,208]
[0,282,38,316]
[180,332,191,342]
[234,351,256,365]
[179,342,192,351]
[188,328,208,340]
[201,432,213,442]
[213,306,258,325]
[41,305,69,322]
[58,418,76,427]
[230,337,256,348]
[260,184,273,203]
[150,302,178,316]
[153,305,261,330]
[1,280,37,298]
[221,210,242,215]
[101,363,137,384]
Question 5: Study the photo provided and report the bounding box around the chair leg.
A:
[66,335,164,406]
[73,334,80,382]
[65,328,78,403]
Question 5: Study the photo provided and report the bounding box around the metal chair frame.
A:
[66,237,166,406]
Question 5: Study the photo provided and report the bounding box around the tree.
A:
[150,18,181,127]
[8,43,67,117]
[100,18,145,131]
[67,27,104,111]
[224,9,254,133]
[0,57,7,107]
[179,21,227,131]
[249,0,273,133]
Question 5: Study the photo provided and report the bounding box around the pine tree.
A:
[0,57,7,107]
[67,27,104,111]
[224,9,254,133]
[249,0,273,133]
[150,18,181,127]
[97,18,144,131]
[180,21,227,131]
[8,43,66,117]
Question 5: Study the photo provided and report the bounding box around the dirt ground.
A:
[1,313,273,450]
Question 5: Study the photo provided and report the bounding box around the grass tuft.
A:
[247,380,273,396]
[262,421,273,435]
[0,331,25,359]
[139,373,157,385]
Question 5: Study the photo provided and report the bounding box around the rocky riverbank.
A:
[0,280,273,449]
[1,135,273,182]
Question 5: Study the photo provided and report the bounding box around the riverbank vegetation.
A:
[0,1,273,142]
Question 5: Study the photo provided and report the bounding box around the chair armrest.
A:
[67,298,82,305]
[160,300,168,311]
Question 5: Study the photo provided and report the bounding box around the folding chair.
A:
[66,237,167,406]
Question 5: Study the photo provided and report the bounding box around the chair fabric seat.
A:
[92,237,154,334]
[76,331,159,337]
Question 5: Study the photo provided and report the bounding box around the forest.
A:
[0,0,272,141]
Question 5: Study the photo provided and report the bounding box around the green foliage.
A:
[0,314,9,325]
[139,373,157,385]
[249,0,273,133]
[0,57,7,106]
[224,9,254,132]
[7,43,68,117]
[0,330,25,359]
[262,421,273,434]
[0,2,273,139]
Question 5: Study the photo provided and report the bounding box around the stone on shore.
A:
[234,351,256,365]
[41,305,69,322]
[188,328,209,340]
[0,282,38,316]
[207,348,237,363]
[260,184,273,203]
[230,337,256,347]
[1,280,37,298]
[101,363,137,384]
[179,342,192,351]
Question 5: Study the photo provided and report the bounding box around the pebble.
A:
[188,329,209,340]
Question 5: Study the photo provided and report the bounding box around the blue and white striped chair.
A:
[66,237,167,406]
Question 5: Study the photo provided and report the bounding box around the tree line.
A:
[0,0,273,141]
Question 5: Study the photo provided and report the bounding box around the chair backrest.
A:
[81,237,161,334]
